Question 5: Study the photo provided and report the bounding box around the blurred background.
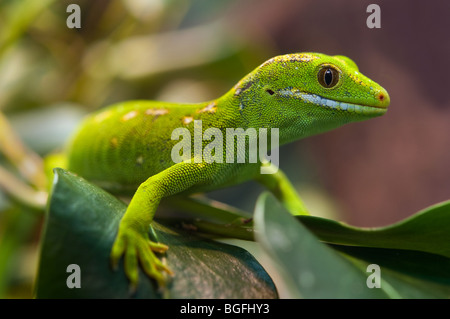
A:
[0,0,449,298]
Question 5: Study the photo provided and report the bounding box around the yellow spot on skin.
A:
[145,108,169,116]
[196,102,217,114]
[94,110,112,123]
[182,116,194,125]
[261,54,319,68]
[110,137,118,148]
[234,80,244,95]
[288,53,318,62]
[349,72,367,87]
[121,110,138,122]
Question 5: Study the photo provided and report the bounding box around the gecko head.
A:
[233,52,389,135]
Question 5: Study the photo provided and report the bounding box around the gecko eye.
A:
[318,66,340,88]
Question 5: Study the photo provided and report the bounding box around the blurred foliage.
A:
[0,0,271,120]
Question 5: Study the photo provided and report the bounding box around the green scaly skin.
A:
[64,52,390,289]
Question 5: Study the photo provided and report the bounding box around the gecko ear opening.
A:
[265,89,275,95]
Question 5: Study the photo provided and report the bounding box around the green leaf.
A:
[35,168,278,299]
[254,192,388,298]
[333,245,450,298]
[255,192,450,298]
[297,200,450,258]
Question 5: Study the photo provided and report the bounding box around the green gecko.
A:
[60,52,389,288]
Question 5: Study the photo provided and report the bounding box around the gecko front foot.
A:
[110,222,173,290]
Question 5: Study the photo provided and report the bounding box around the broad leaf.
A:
[255,192,450,298]
[333,245,450,298]
[254,192,388,298]
[35,168,278,299]
[297,201,450,258]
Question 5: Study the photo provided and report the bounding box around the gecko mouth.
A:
[278,89,388,115]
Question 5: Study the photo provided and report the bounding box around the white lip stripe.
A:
[278,89,385,115]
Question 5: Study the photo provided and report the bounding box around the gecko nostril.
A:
[375,90,390,108]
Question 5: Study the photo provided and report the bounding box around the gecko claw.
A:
[110,224,173,290]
